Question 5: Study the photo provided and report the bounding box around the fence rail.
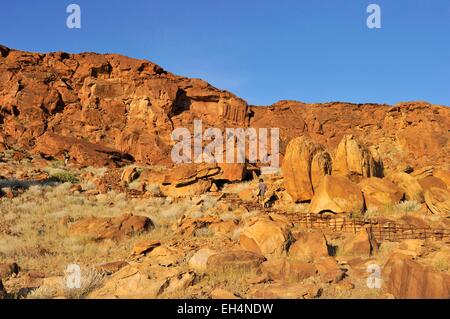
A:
[284,213,450,242]
[222,193,450,242]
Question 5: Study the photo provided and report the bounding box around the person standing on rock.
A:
[257,178,267,209]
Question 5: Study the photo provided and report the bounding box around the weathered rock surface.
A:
[239,216,292,260]
[288,230,329,262]
[359,177,404,210]
[418,176,447,192]
[386,172,424,203]
[309,175,364,214]
[69,213,154,240]
[282,136,331,202]
[206,250,266,273]
[261,258,317,282]
[424,187,450,216]
[332,135,382,182]
[382,253,450,299]
[341,228,378,256]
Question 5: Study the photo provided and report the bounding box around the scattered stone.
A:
[160,180,212,197]
[131,240,161,256]
[210,288,240,299]
[121,166,139,184]
[0,262,19,279]
[250,282,322,299]
[95,261,129,275]
[69,184,82,193]
[164,272,197,295]
[89,265,170,299]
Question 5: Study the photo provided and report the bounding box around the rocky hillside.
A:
[0,45,449,171]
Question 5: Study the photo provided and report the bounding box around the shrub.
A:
[50,171,79,183]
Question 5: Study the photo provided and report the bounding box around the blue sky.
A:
[1,0,449,106]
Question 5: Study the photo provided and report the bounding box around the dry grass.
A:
[0,181,192,278]
[365,200,421,218]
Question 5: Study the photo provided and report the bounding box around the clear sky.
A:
[1,0,449,106]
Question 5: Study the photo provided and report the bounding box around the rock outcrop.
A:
[282,136,331,202]
[383,253,450,299]
[1,46,448,171]
[332,135,382,182]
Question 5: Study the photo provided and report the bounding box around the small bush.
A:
[63,267,105,299]
[50,171,79,183]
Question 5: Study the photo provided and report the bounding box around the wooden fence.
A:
[285,213,450,242]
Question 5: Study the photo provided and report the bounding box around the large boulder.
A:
[332,135,382,182]
[34,133,133,168]
[359,177,404,211]
[160,180,212,197]
[161,163,220,186]
[386,172,424,203]
[206,250,266,273]
[89,265,172,299]
[417,176,447,192]
[424,187,450,216]
[188,248,218,273]
[288,230,329,262]
[261,258,317,282]
[383,253,450,299]
[239,217,292,260]
[341,228,378,256]
[213,163,246,182]
[309,175,364,214]
[282,136,331,202]
[69,214,154,240]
